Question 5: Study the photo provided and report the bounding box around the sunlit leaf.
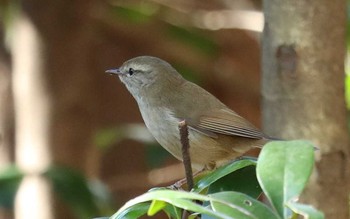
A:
[209,192,280,219]
[112,202,151,219]
[286,202,324,219]
[148,200,167,216]
[112,189,236,219]
[256,140,315,218]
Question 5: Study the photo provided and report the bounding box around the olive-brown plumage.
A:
[106,56,270,170]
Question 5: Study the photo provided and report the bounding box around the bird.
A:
[106,56,271,171]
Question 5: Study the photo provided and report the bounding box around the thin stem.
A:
[178,120,194,190]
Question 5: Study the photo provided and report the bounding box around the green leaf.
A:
[189,214,198,219]
[148,200,167,216]
[163,203,182,219]
[193,157,257,193]
[208,165,262,199]
[44,165,99,219]
[111,189,248,219]
[286,202,324,219]
[113,202,151,219]
[0,165,23,208]
[256,140,315,218]
[209,192,280,219]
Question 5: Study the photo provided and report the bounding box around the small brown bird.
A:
[106,56,271,170]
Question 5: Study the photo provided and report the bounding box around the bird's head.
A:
[106,56,183,97]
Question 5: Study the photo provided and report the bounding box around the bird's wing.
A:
[188,108,265,139]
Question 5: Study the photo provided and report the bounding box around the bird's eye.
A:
[128,68,134,76]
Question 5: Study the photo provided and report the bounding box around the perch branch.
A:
[178,120,194,191]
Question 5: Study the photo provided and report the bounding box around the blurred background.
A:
[0,0,348,219]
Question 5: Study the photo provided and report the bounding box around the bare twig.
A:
[178,120,194,191]
[178,120,195,219]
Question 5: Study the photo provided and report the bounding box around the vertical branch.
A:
[178,120,194,191]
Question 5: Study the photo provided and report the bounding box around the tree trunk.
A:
[11,1,101,218]
[262,1,350,218]
[12,9,54,219]
[0,16,14,219]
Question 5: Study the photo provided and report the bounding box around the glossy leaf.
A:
[111,189,271,219]
[256,140,315,218]
[286,202,324,219]
[113,202,151,219]
[209,192,280,219]
[148,200,167,216]
[163,203,182,219]
[208,165,261,198]
[193,157,257,193]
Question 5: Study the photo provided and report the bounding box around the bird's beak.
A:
[105,68,122,76]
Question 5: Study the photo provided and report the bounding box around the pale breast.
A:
[138,104,183,160]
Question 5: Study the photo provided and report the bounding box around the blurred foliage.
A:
[346,0,350,135]
[45,165,100,218]
[109,2,218,56]
[347,0,350,49]
[110,141,324,219]
[95,127,126,149]
[145,143,171,168]
[0,165,23,209]
[346,74,350,109]
[95,125,172,168]
[166,25,219,56]
[173,62,202,84]
[346,0,350,109]
[0,164,115,219]
[0,0,19,50]
[110,3,158,24]
[44,165,115,219]
[94,124,155,149]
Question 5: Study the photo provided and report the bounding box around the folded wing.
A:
[190,108,266,139]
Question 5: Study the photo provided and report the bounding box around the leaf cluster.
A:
[110,140,324,219]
